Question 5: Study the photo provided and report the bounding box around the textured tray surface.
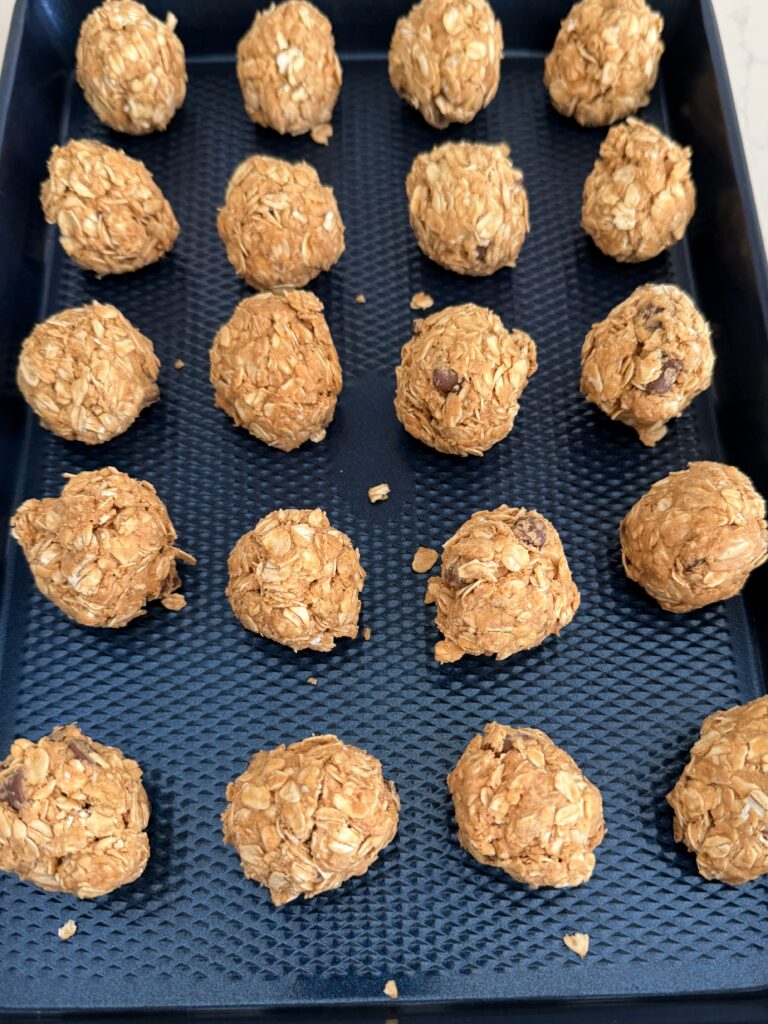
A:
[1,43,767,1014]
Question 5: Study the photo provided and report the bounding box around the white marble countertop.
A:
[0,0,765,251]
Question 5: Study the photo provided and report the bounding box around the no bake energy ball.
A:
[217,154,345,290]
[222,734,399,905]
[582,118,695,262]
[620,461,768,612]
[388,0,503,129]
[447,722,605,888]
[0,724,150,898]
[210,291,342,451]
[17,302,160,445]
[76,0,186,135]
[667,696,768,885]
[11,467,195,628]
[237,0,342,141]
[426,506,580,663]
[41,139,179,276]
[406,141,529,276]
[544,0,664,127]
[394,303,537,456]
[580,283,714,446]
[227,508,365,652]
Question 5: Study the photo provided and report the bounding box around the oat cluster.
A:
[227,508,365,652]
[0,724,149,898]
[210,290,342,452]
[447,722,605,888]
[407,141,529,276]
[426,506,580,662]
[668,696,768,885]
[544,0,664,127]
[237,0,341,140]
[582,118,695,262]
[222,734,399,905]
[11,467,195,628]
[41,139,179,276]
[217,154,345,291]
[394,303,537,456]
[620,461,768,613]
[580,283,714,446]
[388,0,503,129]
[76,0,186,135]
[17,302,160,445]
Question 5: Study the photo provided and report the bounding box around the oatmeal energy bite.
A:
[17,302,160,445]
[448,722,605,887]
[620,461,768,613]
[394,303,537,456]
[0,724,150,898]
[227,508,365,652]
[426,506,580,662]
[76,0,186,135]
[223,734,399,905]
[388,0,503,129]
[407,141,529,276]
[544,0,664,127]
[41,139,179,276]
[580,283,714,446]
[11,467,195,628]
[210,290,342,452]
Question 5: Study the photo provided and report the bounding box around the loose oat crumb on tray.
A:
[412,546,438,573]
[368,483,390,504]
[410,291,434,311]
[174,358,185,369]
[363,626,372,641]
[563,932,589,957]
[355,293,367,304]
[383,978,399,999]
[161,593,187,611]
[58,919,77,941]
[307,676,318,686]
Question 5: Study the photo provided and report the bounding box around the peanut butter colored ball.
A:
[237,0,342,140]
[227,508,365,652]
[406,141,529,275]
[17,302,160,445]
[11,467,195,628]
[217,154,345,290]
[544,0,664,127]
[582,118,695,262]
[76,0,186,135]
[388,0,503,129]
[426,506,580,663]
[580,283,714,446]
[394,303,537,456]
[222,734,399,905]
[0,724,150,898]
[447,722,605,888]
[667,696,768,885]
[210,290,341,452]
[620,461,768,613]
[41,139,179,276]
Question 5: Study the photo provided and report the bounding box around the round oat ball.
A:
[227,508,365,652]
[582,118,695,262]
[11,467,195,628]
[210,291,341,452]
[425,506,580,663]
[580,283,714,446]
[76,0,186,135]
[41,139,179,276]
[17,302,160,445]
[394,303,537,456]
[0,723,150,898]
[237,0,342,141]
[667,696,768,885]
[222,734,399,905]
[217,154,345,291]
[544,0,664,127]
[406,141,529,275]
[388,0,503,129]
[620,461,768,613]
[447,722,605,888]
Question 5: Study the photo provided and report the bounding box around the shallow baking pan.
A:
[1,0,768,1020]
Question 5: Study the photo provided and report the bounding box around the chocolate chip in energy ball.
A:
[645,357,683,395]
[0,770,25,810]
[67,739,94,763]
[432,366,461,394]
[514,513,547,549]
[639,302,665,330]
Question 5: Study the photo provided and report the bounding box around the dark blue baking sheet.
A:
[1,1,767,1020]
